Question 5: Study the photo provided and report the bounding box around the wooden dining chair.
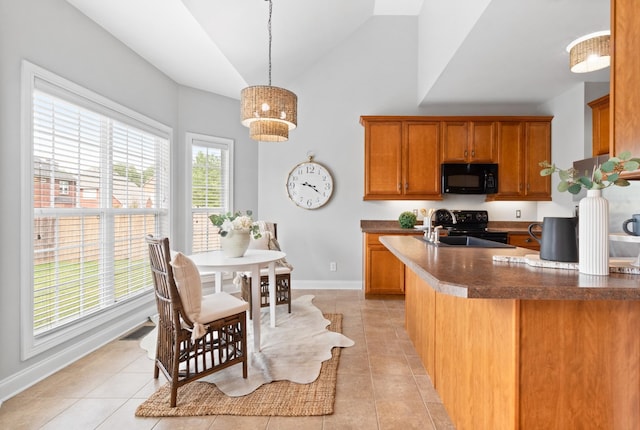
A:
[146,235,249,407]
[240,222,292,318]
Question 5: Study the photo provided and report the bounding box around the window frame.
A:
[20,60,172,359]
[186,132,234,254]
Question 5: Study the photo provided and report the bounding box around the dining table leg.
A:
[215,272,222,293]
[250,263,261,352]
[267,261,276,328]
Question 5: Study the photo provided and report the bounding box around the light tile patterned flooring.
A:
[0,289,455,429]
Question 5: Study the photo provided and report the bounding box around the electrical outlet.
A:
[329,262,337,272]
[516,210,522,219]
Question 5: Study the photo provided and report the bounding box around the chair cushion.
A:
[200,292,249,322]
[248,231,271,250]
[239,266,291,278]
[170,252,202,323]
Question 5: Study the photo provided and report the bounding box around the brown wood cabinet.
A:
[405,267,640,430]
[364,232,421,296]
[588,94,610,156]
[362,116,552,201]
[441,121,496,163]
[611,0,640,162]
[362,118,442,200]
[508,232,540,251]
[489,119,552,201]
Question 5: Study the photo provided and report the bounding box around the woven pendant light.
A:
[567,31,610,73]
[240,0,297,142]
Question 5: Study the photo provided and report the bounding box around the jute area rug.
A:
[135,313,344,417]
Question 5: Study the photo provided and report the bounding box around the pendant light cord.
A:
[267,0,272,86]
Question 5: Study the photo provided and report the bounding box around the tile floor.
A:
[0,289,455,430]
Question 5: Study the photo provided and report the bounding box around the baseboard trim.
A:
[292,280,362,290]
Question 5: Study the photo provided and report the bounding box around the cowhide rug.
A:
[139,294,354,396]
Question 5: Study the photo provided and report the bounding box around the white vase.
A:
[220,230,251,258]
[578,189,609,275]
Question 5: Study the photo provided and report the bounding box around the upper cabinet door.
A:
[588,95,610,156]
[441,121,496,163]
[612,0,640,178]
[494,121,524,198]
[523,122,551,199]
[488,119,552,202]
[404,122,441,198]
[441,122,469,163]
[364,121,403,198]
[470,121,497,163]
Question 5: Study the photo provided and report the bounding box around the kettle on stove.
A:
[528,217,579,262]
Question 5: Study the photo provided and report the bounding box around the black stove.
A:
[433,209,509,244]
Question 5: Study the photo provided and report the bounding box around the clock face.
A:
[286,161,334,209]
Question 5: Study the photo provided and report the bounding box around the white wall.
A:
[175,86,260,253]
[0,0,259,401]
[537,84,588,219]
[417,0,492,104]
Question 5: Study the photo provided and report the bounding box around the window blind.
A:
[32,89,170,335]
[189,134,233,254]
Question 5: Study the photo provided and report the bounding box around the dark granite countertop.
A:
[379,235,640,301]
[361,220,426,234]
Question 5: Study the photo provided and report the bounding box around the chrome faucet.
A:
[425,209,457,242]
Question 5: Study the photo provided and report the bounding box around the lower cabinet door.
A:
[365,244,405,295]
[508,232,540,251]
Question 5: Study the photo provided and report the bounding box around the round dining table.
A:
[188,249,286,352]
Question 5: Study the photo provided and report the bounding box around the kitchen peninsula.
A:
[381,235,640,430]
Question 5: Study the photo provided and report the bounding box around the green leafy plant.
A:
[539,151,640,194]
[398,211,417,229]
[209,210,261,238]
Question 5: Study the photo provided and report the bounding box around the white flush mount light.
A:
[566,31,610,73]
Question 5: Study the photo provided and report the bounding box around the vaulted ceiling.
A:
[65,0,610,106]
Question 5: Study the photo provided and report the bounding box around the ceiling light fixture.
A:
[566,31,610,73]
[240,0,297,142]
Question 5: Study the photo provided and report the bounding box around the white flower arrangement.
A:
[209,210,261,239]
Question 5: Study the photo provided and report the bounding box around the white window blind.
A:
[188,133,233,254]
[26,65,170,343]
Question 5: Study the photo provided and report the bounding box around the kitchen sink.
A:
[415,235,516,248]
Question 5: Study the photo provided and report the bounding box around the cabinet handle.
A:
[525,238,532,242]
[464,150,468,157]
[405,182,409,190]
[471,150,475,157]
[398,183,401,191]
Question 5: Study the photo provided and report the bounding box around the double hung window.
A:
[188,132,233,254]
[22,61,171,357]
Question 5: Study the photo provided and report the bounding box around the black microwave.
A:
[441,163,498,194]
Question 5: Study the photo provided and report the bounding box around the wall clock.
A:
[286,155,334,209]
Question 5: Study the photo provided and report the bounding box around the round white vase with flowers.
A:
[540,151,640,276]
[209,210,261,258]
